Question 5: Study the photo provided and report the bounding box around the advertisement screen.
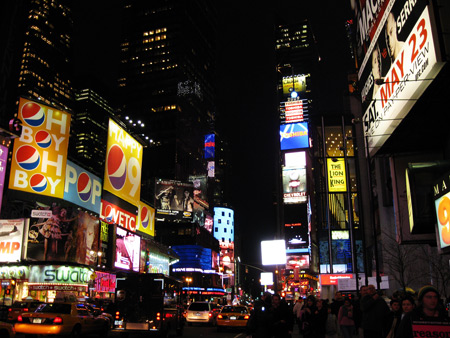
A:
[100,199,137,232]
[9,98,71,199]
[136,201,155,237]
[327,158,347,192]
[282,100,306,123]
[357,0,444,156]
[280,122,309,150]
[285,222,309,253]
[434,191,450,253]
[155,180,194,222]
[282,168,307,204]
[190,175,209,229]
[285,151,306,168]
[204,134,215,159]
[114,226,140,272]
[319,238,353,273]
[27,206,99,265]
[103,119,143,207]
[64,160,102,214]
[261,240,286,266]
[171,245,212,272]
[286,254,310,270]
[0,219,25,262]
[282,74,309,96]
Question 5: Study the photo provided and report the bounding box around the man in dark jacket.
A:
[396,285,450,338]
[246,292,274,338]
[360,284,390,338]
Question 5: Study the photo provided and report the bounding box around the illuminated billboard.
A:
[136,201,155,237]
[261,240,286,266]
[282,100,306,123]
[356,0,444,156]
[282,168,307,204]
[100,199,137,232]
[282,74,309,96]
[285,222,309,252]
[27,206,99,265]
[0,145,8,214]
[0,219,26,262]
[327,158,347,192]
[280,122,309,150]
[204,134,215,159]
[104,119,143,207]
[114,226,140,272]
[171,245,212,272]
[433,172,450,254]
[64,161,102,214]
[154,179,194,222]
[286,254,310,270]
[9,98,71,199]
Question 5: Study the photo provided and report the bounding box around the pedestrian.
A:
[400,294,416,320]
[292,297,303,334]
[356,286,368,338]
[272,294,294,338]
[396,285,450,338]
[338,297,355,338]
[385,299,401,338]
[300,295,317,338]
[312,299,328,338]
[360,284,390,338]
[330,291,345,316]
[325,306,339,338]
[246,292,274,338]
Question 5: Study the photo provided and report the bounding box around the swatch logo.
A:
[77,172,92,202]
[35,130,52,148]
[140,206,150,229]
[106,144,126,190]
[21,101,45,127]
[16,145,40,170]
[30,173,47,192]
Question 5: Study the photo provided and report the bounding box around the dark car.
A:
[8,300,43,322]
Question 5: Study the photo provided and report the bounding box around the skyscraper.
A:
[116,0,218,182]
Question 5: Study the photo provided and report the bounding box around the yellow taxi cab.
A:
[8,300,43,322]
[216,305,250,331]
[14,296,110,337]
[0,321,15,338]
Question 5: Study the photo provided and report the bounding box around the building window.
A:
[215,227,218,232]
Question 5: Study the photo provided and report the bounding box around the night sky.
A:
[72,1,351,267]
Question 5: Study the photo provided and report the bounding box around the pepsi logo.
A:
[16,145,40,171]
[77,172,92,202]
[107,144,126,190]
[35,130,52,148]
[104,204,115,222]
[140,206,149,229]
[30,173,47,192]
[21,101,45,127]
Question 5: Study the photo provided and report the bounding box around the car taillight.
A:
[208,312,212,317]
[244,315,250,320]
[218,314,223,319]
[53,317,63,324]
[24,308,29,312]
[17,315,23,322]
[8,308,12,312]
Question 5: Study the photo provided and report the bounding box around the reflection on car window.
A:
[222,306,248,313]
[188,303,210,311]
[37,303,71,314]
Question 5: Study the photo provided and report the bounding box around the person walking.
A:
[300,295,317,338]
[338,297,355,338]
[396,285,450,338]
[360,284,390,338]
[246,292,274,338]
[292,297,303,334]
[325,305,339,338]
[272,294,294,338]
[385,299,401,338]
[312,299,329,338]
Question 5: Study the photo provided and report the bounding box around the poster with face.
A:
[26,205,99,265]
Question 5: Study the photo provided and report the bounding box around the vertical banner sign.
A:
[104,119,143,207]
[327,158,347,192]
[9,98,71,198]
[64,160,102,214]
[0,145,8,213]
[137,201,155,237]
[0,219,25,262]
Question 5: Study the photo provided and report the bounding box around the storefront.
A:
[0,264,93,304]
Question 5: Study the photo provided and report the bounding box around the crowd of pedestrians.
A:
[246,284,450,338]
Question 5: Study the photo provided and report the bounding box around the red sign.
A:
[320,274,353,285]
[285,101,304,122]
[412,322,450,337]
[100,199,137,232]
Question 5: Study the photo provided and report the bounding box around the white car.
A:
[185,302,213,326]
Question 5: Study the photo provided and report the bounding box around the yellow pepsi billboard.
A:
[103,119,143,207]
[8,98,71,198]
[137,201,155,237]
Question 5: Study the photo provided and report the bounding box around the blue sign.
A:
[64,160,102,214]
[204,134,215,159]
[280,122,309,150]
[171,245,212,271]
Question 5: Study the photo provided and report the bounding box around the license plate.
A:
[33,318,42,324]
[195,313,202,316]
[230,316,236,320]
[114,320,123,326]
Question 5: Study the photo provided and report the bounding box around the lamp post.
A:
[185,277,192,304]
